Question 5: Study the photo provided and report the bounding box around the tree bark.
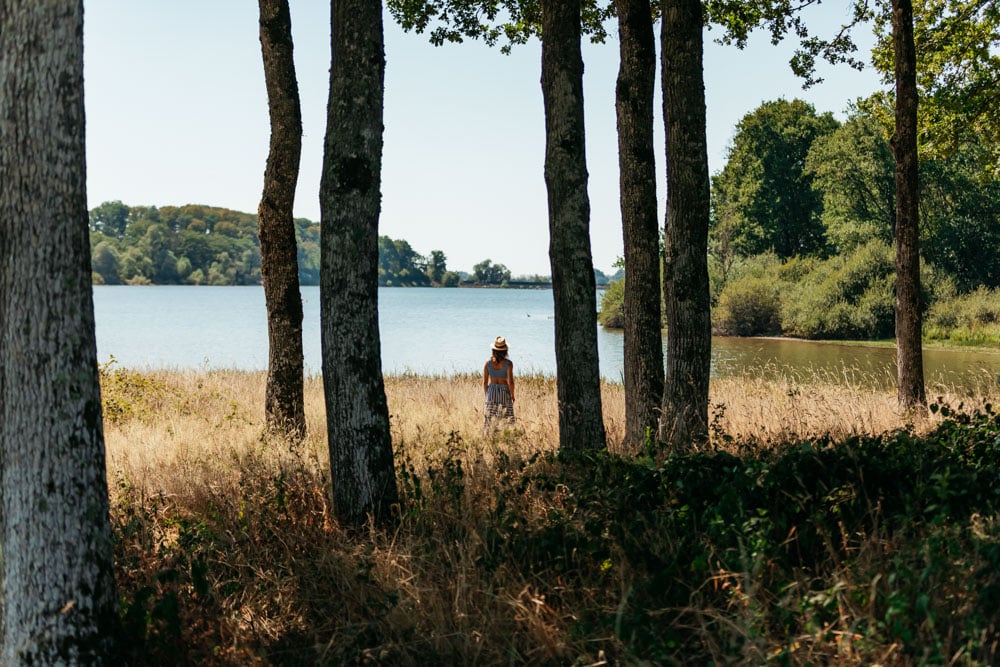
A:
[890,0,927,412]
[657,0,712,450]
[258,0,307,437]
[614,0,663,449]
[541,0,607,453]
[321,0,399,525]
[0,1,119,662]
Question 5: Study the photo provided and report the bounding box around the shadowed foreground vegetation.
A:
[102,367,1000,665]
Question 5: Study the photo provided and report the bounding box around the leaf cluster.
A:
[388,0,613,54]
[706,0,873,87]
[871,0,1000,171]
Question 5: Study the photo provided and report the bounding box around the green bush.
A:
[598,278,625,328]
[781,240,896,339]
[774,253,819,284]
[713,275,782,336]
[925,286,1000,344]
[491,406,1000,664]
[99,358,171,424]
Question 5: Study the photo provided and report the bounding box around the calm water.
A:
[92,286,1000,391]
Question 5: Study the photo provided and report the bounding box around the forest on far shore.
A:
[87,201,603,288]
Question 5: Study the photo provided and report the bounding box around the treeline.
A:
[377,237,460,286]
[88,201,541,287]
[601,99,1000,343]
[88,202,310,286]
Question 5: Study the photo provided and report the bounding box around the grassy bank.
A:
[102,367,1000,664]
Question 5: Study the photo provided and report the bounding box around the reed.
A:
[101,366,1000,664]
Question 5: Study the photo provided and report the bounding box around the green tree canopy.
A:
[805,112,895,253]
[89,202,275,286]
[387,0,613,53]
[426,249,448,283]
[867,0,1000,173]
[711,98,839,260]
[89,199,130,239]
[806,107,1000,291]
[377,235,431,286]
[473,258,511,285]
[919,139,1000,291]
[87,202,513,288]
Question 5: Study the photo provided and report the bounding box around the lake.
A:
[92,286,1000,391]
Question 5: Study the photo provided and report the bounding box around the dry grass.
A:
[104,367,1000,487]
[711,368,1000,444]
[101,367,1000,664]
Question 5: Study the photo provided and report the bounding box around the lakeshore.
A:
[92,285,1000,392]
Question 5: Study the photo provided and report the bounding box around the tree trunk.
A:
[258,0,307,437]
[321,0,399,525]
[257,0,306,438]
[890,0,927,412]
[657,0,712,450]
[0,1,119,662]
[614,0,663,449]
[541,0,607,453]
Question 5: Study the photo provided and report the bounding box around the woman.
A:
[483,335,516,432]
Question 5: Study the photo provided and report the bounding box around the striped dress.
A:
[484,358,515,430]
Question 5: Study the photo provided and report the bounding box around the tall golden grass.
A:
[103,366,1000,526]
[104,367,1000,489]
[101,367,1000,664]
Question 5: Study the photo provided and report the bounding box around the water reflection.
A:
[600,329,999,393]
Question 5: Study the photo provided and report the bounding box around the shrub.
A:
[713,275,782,336]
[925,286,1000,344]
[781,240,896,339]
[598,278,625,328]
[99,358,172,424]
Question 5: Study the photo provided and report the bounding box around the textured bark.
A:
[0,1,120,662]
[320,0,399,525]
[541,0,607,453]
[657,0,712,450]
[890,0,927,412]
[614,0,663,449]
[258,0,306,437]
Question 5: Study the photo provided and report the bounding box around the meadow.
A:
[102,365,1000,665]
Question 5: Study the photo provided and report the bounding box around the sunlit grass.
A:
[103,365,1000,494]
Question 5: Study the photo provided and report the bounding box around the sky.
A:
[82,1,883,277]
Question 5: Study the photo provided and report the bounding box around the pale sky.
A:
[82,1,881,277]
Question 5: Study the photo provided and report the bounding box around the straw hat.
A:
[491,336,508,352]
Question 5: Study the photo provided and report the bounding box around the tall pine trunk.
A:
[321,0,399,525]
[657,0,712,450]
[258,0,307,437]
[890,0,926,412]
[0,1,119,661]
[541,0,607,453]
[614,0,663,449]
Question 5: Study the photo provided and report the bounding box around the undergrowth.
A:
[109,391,1000,665]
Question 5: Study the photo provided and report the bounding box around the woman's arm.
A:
[483,362,489,393]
